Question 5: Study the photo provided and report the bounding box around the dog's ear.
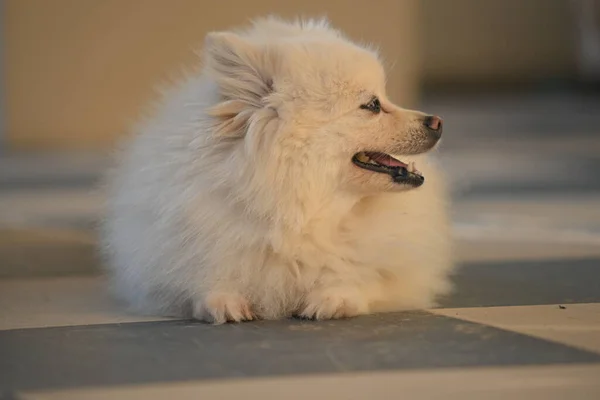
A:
[204,32,274,108]
[204,32,275,138]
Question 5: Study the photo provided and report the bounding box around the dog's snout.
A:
[423,115,443,139]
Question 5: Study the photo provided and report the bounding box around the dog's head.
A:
[204,17,442,199]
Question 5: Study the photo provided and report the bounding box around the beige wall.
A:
[3,0,420,150]
[420,0,577,84]
[2,0,581,150]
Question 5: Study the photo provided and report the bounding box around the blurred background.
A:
[1,0,600,282]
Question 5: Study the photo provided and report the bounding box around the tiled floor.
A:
[1,93,600,399]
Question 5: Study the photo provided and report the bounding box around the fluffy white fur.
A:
[100,17,454,324]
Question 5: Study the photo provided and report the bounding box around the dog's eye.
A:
[360,97,381,114]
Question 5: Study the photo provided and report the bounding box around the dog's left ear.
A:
[203,32,275,138]
[204,32,274,108]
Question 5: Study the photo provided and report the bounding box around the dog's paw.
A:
[299,288,369,320]
[193,292,255,324]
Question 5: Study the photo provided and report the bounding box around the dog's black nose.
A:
[423,115,443,139]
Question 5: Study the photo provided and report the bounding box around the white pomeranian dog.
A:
[100,17,453,324]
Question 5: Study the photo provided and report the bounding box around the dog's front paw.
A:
[193,292,255,324]
[299,288,369,320]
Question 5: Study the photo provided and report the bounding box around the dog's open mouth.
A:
[352,151,425,186]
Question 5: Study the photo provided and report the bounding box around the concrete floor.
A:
[1,93,600,399]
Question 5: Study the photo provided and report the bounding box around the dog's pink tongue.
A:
[369,153,407,168]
